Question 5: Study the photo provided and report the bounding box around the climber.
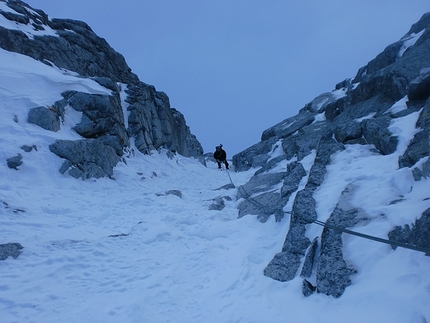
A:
[213,144,229,169]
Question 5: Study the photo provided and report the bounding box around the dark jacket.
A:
[213,148,227,161]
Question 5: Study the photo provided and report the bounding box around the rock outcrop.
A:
[0,242,23,260]
[0,0,203,179]
[234,12,430,297]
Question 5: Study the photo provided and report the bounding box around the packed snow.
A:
[1,45,430,323]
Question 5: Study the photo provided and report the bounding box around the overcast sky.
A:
[27,1,430,155]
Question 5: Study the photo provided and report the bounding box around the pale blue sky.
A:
[28,1,430,155]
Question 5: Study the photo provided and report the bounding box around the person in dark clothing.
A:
[213,144,229,169]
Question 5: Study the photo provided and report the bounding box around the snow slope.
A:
[1,46,430,323]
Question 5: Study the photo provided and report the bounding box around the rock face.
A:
[0,0,203,179]
[234,12,430,297]
[388,207,430,255]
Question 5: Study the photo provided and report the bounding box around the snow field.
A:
[1,43,430,323]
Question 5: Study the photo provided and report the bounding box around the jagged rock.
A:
[0,0,204,179]
[408,69,430,101]
[237,171,288,221]
[166,190,182,198]
[209,197,225,211]
[59,91,130,157]
[315,185,368,297]
[0,243,23,260]
[261,111,315,141]
[263,251,301,282]
[399,101,430,169]
[306,131,344,188]
[263,132,343,282]
[303,91,346,114]
[302,279,316,297]
[238,191,287,223]
[316,226,356,298]
[352,72,408,105]
[237,172,287,200]
[209,196,233,211]
[92,77,120,92]
[0,2,134,83]
[254,155,288,176]
[6,154,23,170]
[280,162,307,199]
[300,237,318,278]
[214,183,235,190]
[49,139,121,179]
[281,122,329,161]
[333,119,362,143]
[324,96,348,121]
[290,188,317,224]
[232,137,278,172]
[282,222,312,255]
[27,106,61,132]
[399,130,430,168]
[362,116,398,155]
[21,144,37,152]
[413,157,430,180]
[268,226,309,282]
[388,207,430,255]
[126,83,203,157]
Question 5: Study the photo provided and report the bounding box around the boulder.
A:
[21,144,37,152]
[362,116,398,155]
[49,139,121,179]
[263,251,301,282]
[388,207,430,255]
[333,119,362,143]
[27,106,61,132]
[0,243,23,260]
[6,154,23,170]
[408,69,430,101]
[209,197,226,211]
[302,279,316,297]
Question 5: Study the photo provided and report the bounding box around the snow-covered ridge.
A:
[0,1,57,38]
[0,0,204,165]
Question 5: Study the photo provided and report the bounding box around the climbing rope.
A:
[313,219,430,255]
[222,164,235,187]
[221,163,272,211]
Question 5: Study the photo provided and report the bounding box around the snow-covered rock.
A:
[234,11,430,298]
[0,0,203,179]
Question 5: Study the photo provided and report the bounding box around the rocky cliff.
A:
[233,12,430,297]
[0,0,203,179]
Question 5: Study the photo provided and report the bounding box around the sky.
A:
[1,44,430,322]
[26,0,430,155]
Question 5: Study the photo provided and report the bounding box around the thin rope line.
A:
[313,219,430,255]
